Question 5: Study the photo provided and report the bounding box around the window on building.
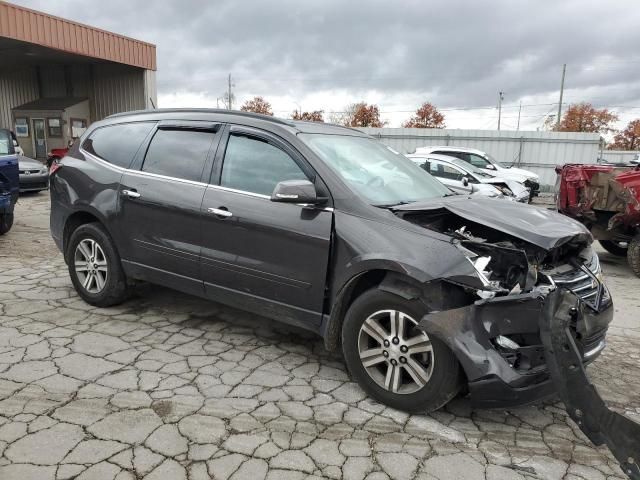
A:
[47,118,62,137]
[142,129,216,182]
[220,134,308,196]
[82,122,155,169]
[14,118,29,137]
[71,118,88,139]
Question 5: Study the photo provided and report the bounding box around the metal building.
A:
[0,1,157,159]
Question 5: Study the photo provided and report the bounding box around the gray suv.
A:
[50,109,612,413]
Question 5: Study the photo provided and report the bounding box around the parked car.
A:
[10,131,24,156]
[556,163,640,277]
[413,146,540,200]
[50,109,612,415]
[407,153,530,202]
[47,145,71,168]
[18,156,49,193]
[0,128,19,235]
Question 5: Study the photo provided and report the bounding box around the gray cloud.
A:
[12,0,640,126]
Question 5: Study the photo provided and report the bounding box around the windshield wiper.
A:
[443,192,459,197]
[374,201,412,208]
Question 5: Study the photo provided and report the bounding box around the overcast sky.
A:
[13,0,640,130]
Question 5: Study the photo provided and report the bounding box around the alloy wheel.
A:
[357,309,434,394]
[74,238,108,294]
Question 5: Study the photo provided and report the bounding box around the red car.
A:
[47,147,69,168]
[556,163,640,276]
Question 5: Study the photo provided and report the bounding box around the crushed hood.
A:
[392,195,591,250]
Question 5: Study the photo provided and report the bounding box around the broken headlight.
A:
[457,240,536,296]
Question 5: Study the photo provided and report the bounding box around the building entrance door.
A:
[32,119,46,159]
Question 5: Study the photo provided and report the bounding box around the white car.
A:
[407,153,530,202]
[10,131,24,156]
[413,145,539,200]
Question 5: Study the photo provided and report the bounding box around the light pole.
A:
[497,91,504,130]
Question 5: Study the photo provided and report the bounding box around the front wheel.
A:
[341,288,462,413]
[628,234,640,278]
[0,213,13,235]
[599,239,628,257]
[67,222,128,307]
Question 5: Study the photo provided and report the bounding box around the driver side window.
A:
[221,133,308,196]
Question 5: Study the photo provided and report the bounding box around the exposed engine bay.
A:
[396,207,593,296]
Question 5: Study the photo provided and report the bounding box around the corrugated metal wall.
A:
[0,63,152,130]
[359,128,602,189]
[92,64,146,119]
[599,150,639,164]
[0,68,38,129]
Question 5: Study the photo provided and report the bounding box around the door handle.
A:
[207,207,233,218]
[122,189,141,199]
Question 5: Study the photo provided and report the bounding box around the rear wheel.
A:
[341,288,462,413]
[599,239,628,257]
[628,234,640,278]
[67,222,128,307]
[0,213,13,235]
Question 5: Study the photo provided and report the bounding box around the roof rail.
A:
[105,108,296,127]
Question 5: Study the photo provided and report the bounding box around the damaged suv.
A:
[50,110,613,413]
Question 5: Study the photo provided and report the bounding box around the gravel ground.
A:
[0,192,638,480]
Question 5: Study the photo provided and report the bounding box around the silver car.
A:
[407,154,530,202]
[18,156,49,193]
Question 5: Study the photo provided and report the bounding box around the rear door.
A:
[199,126,333,328]
[117,122,221,295]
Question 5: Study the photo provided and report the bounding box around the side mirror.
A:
[462,177,469,187]
[485,164,496,170]
[271,180,318,204]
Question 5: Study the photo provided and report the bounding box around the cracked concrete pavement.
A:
[0,192,638,480]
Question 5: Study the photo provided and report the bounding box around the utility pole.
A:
[556,64,566,129]
[497,91,504,130]
[227,74,233,110]
[516,101,522,130]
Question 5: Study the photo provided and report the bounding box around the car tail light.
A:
[49,162,62,175]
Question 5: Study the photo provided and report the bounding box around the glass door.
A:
[32,119,46,159]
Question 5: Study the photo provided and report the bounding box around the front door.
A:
[117,123,221,296]
[200,127,333,328]
[32,119,46,159]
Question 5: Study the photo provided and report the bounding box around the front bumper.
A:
[419,287,612,409]
[19,173,49,192]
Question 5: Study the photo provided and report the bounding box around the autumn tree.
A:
[556,103,618,133]
[339,102,386,127]
[403,102,446,128]
[240,96,273,116]
[291,109,324,122]
[608,119,640,151]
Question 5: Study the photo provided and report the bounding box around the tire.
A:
[67,222,128,307]
[0,213,13,235]
[628,234,640,278]
[341,288,462,413]
[599,239,628,257]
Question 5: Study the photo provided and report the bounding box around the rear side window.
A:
[82,122,155,168]
[142,129,216,182]
[220,134,308,196]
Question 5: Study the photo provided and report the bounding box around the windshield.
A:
[301,134,450,206]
